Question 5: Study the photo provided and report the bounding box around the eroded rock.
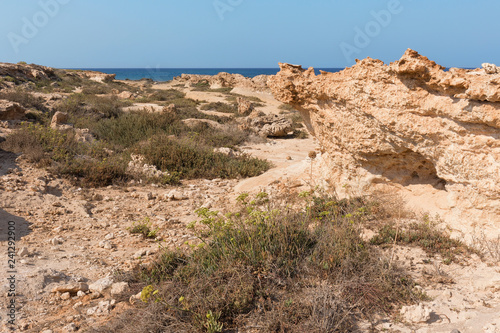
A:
[268,49,500,225]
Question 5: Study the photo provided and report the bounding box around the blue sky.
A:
[0,0,498,68]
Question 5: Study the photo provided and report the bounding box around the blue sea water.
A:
[74,68,344,82]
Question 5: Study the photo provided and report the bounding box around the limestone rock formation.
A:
[174,72,270,92]
[0,100,26,120]
[268,49,500,225]
[50,111,69,128]
[74,70,116,83]
[0,62,59,85]
[237,97,254,115]
[240,113,293,137]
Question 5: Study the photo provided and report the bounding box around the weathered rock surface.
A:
[240,113,293,137]
[175,72,270,92]
[50,111,69,128]
[0,100,26,120]
[237,97,254,115]
[74,70,116,83]
[269,49,500,226]
[0,62,59,84]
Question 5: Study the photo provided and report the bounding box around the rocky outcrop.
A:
[74,70,115,83]
[0,62,59,85]
[174,72,270,92]
[0,100,26,120]
[269,49,500,225]
[237,97,254,115]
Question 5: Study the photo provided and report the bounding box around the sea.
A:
[75,68,344,82]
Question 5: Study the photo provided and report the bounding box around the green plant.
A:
[204,310,223,333]
[128,217,158,239]
[370,217,478,264]
[126,193,423,332]
[201,102,238,114]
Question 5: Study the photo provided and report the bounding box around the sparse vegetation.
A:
[200,102,238,114]
[370,216,479,264]
[0,88,48,112]
[128,217,158,239]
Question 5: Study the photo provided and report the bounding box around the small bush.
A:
[128,217,159,239]
[370,216,478,264]
[0,89,48,111]
[54,93,129,121]
[191,80,210,91]
[1,123,129,187]
[136,134,271,179]
[200,102,238,114]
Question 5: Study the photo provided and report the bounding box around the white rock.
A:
[77,290,86,297]
[400,303,432,323]
[49,237,64,245]
[89,277,114,293]
[110,282,130,296]
[167,190,188,201]
[133,249,147,259]
[17,247,29,257]
[482,63,498,74]
[60,292,71,300]
[62,323,77,332]
[105,233,114,240]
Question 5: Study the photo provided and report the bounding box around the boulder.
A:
[0,100,25,120]
[50,111,68,128]
[237,97,254,115]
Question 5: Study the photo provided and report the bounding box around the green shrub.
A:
[136,134,271,179]
[0,123,129,187]
[200,102,238,114]
[0,89,48,112]
[55,93,129,121]
[370,217,478,264]
[124,193,423,332]
[191,80,210,91]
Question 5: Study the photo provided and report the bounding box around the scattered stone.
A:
[145,192,154,200]
[17,247,30,257]
[49,237,64,245]
[89,277,113,294]
[77,290,86,297]
[133,249,147,259]
[62,323,77,332]
[0,100,26,120]
[98,240,113,249]
[51,283,89,294]
[110,282,130,296]
[165,190,188,201]
[400,303,432,323]
[60,292,71,300]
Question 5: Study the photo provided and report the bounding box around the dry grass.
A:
[94,192,425,332]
